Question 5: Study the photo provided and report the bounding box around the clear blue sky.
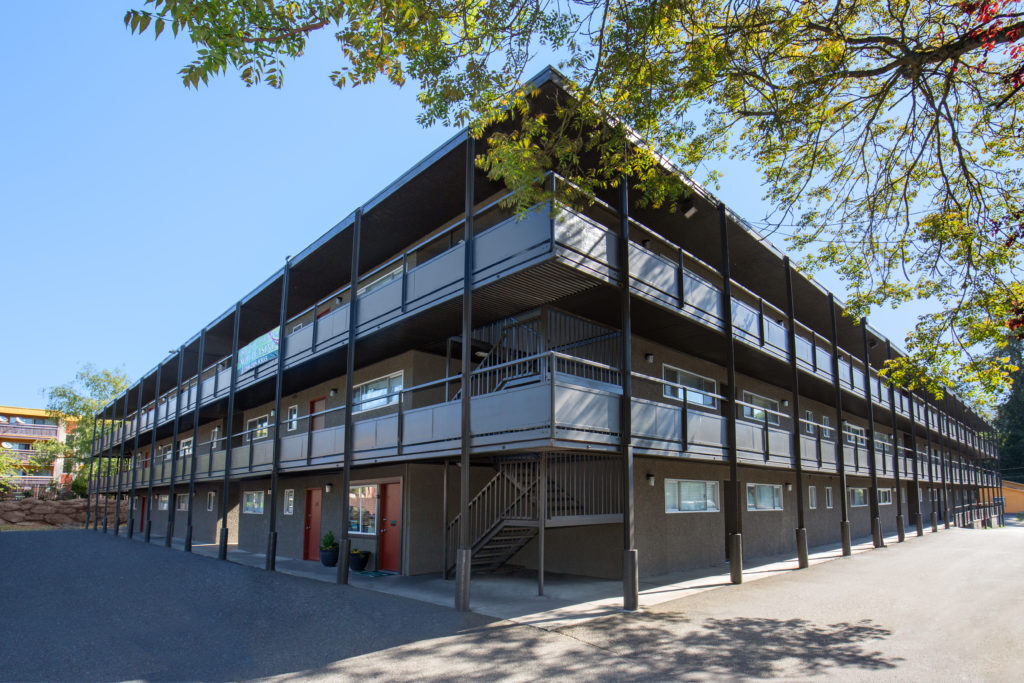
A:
[0,1,923,408]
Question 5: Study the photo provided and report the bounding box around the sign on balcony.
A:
[237,327,281,374]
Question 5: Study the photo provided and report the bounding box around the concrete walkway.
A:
[119,523,927,630]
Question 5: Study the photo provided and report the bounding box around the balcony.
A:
[0,423,57,440]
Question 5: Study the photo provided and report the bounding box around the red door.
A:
[138,495,147,532]
[309,397,326,432]
[303,488,323,561]
[378,483,401,572]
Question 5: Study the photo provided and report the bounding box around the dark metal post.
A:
[85,412,99,530]
[860,320,883,548]
[828,295,852,555]
[219,304,242,559]
[939,396,952,528]
[783,257,808,568]
[908,392,923,536]
[885,341,904,542]
[924,397,938,531]
[538,453,547,596]
[719,202,743,582]
[146,366,161,543]
[186,330,206,552]
[101,404,110,533]
[128,382,143,539]
[340,212,362,585]
[455,136,476,611]
[165,347,185,547]
[268,263,290,571]
[619,179,639,608]
[114,393,130,536]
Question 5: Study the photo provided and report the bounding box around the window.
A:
[746,483,783,511]
[210,426,221,448]
[243,491,265,514]
[662,365,717,408]
[179,437,193,457]
[357,265,402,298]
[825,486,834,509]
[803,410,815,435]
[808,485,817,509]
[742,391,780,426]
[287,405,298,432]
[206,491,215,512]
[665,479,720,513]
[821,416,834,440]
[878,488,893,505]
[849,487,869,507]
[283,489,295,515]
[175,493,189,511]
[930,488,938,502]
[353,372,404,413]
[159,444,172,460]
[844,423,867,445]
[246,415,269,441]
[157,494,169,511]
[349,485,378,534]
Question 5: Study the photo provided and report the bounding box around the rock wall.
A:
[0,498,127,527]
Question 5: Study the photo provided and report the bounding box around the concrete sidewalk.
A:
[116,522,921,629]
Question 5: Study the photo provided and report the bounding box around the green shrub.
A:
[320,530,338,551]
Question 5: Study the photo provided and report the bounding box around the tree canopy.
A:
[124,0,1024,407]
[996,337,1024,481]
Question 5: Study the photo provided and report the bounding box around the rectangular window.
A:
[746,483,784,511]
[808,485,817,509]
[287,405,298,432]
[157,494,169,511]
[353,372,404,413]
[283,489,295,515]
[206,491,215,512]
[665,479,720,513]
[878,488,893,505]
[844,424,867,445]
[803,410,815,435]
[849,487,869,507]
[742,391,780,426]
[349,485,378,534]
[179,437,193,457]
[161,444,172,460]
[825,486,834,509]
[821,416,834,440]
[210,426,221,448]
[246,415,269,441]
[243,491,265,514]
[930,488,938,502]
[175,493,189,511]
[357,265,402,298]
[662,365,717,408]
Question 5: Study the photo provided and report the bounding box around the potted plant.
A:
[349,548,371,571]
[319,530,339,567]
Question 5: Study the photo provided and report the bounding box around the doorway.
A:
[309,397,326,432]
[378,482,402,572]
[138,495,147,532]
[303,488,323,561]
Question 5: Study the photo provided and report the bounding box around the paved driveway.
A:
[2,526,1021,681]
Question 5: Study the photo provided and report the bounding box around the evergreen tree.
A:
[996,338,1024,484]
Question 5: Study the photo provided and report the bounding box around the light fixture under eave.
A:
[644,353,655,364]
[329,388,338,397]
[474,350,489,359]
[646,474,656,487]
[325,483,333,493]
[681,199,698,219]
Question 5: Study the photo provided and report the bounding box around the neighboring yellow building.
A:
[0,405,68,495]
[996,480,1024,515]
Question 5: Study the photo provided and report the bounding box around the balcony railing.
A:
[0,423,57,439]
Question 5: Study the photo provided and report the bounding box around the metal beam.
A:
[860,319,883,548]
[908,390,923,536]
[620,179,638,609]
[924,396,938,532]
[114,393,129,536]
[885,341,904,542]
[267,263,290,571]
[827,295,852,555]
[455,137,475,612]
[339,212,362,586]
[783,256,808,568]
[186,330,206,552]
[146,366,161,543]
[719,202,743,583]
[219,303,242,560]
[101,404,110,533]
[85,411,98,530]
[166,347,185,547]
[128,382,144,539]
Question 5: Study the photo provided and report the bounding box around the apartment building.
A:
[86,68,1002,610]
[1,405,67,495]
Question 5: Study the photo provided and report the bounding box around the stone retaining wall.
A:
[0,498,127,527]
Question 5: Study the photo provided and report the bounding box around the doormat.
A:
[356,570,393,578]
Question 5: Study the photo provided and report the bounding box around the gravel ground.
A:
[2,525,1021,681]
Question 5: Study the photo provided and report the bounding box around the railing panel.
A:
[474,208,552,283]
[553,383,619,435]
[405,245,464,307]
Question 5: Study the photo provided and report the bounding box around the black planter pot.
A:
[320,548,339,567]
[349,550,370,571]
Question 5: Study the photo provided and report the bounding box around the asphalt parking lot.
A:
[1,524,1021,681]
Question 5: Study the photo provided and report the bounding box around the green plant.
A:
[320,530,338,551]
[1016,512,1023,523]
[350,548,367,555]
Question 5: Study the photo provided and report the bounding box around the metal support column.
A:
[85,412,99,530]
[908,392,923,536]
[939,396,952,528]
[128,382,143,539]
[114,393,129,536]
[719,202,744,581]
[455,137,476,611]
[885,341,904,542]
[339,212,363,585]
[783,257,808,568]
[538,453,546,596]
[860,320,883,548]
[101,404,110,533]
[828,296,852,555]
[619,179,639,608]
[924,398,938,531]
[267,264,290,571]
[165,347,185,547]
[186,330,206,553]
[146,366,161,543]
[219,304,242,559]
